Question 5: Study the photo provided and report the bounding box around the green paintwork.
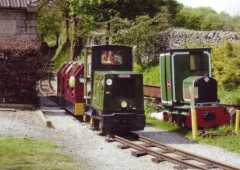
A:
[160,53,173,104]
[92,72,105,111]
[160,49,211,106]
[92,71,144,114]
[160,55,167,101]
[165,53,173,102]
[173,53,209,103]
[183,76,202,101]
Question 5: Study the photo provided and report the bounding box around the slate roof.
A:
[0,0,37,11]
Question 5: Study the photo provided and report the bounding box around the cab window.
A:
[101,50,123,65]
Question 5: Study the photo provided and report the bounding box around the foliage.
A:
[37,1,63,43]
[87,0,181,21]
[112,10,171,67]
[0,137,79,170]
[212,41,240,90]
[174,7,240,31]
[218,88,240,105]
[142,65,160,86]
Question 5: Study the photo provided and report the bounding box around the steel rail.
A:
[114,135,210,170]
[138,134,240,170]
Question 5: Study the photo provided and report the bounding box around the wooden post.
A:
[235,110,240,135]
[189,86,198,140]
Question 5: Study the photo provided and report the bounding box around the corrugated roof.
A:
[0,0,37,10]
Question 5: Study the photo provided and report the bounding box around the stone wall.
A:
[0,9,37,40]
[158,29,240,50]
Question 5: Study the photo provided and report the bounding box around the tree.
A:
[174,7,239,31]
[112,9,171,67]
[212,41,240,89]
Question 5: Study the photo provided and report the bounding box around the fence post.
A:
[189,86,198,140]
[235,110,240,135]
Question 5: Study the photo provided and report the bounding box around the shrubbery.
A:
[212,41,240,90]
[174,7,240,31]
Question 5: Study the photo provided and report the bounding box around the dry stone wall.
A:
[159,29,240,50]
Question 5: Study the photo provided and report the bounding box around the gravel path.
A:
[1,107,240,170]
[0,109,175,170]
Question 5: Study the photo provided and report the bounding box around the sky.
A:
[177,0,240,16]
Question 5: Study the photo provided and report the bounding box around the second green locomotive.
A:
[160,48,230,128]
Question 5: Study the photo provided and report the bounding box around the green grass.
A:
[0,137,80,170]
[144,101,181,131]
[196,125,240,153]
[143,65,160,86]
[218,88,240,105]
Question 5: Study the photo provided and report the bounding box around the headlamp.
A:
[106,79,113,86]
[121,100,128,108]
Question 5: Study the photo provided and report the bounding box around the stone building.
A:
[0,0,38,40]
[0,0,41,105]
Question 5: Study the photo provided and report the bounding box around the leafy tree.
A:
[112,9,171,67]
[174,7,238,31]
[212,41,240,89]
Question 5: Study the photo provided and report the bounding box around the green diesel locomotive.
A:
[83,45,145,134]
[160,48,230,128]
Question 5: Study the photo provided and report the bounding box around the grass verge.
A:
[218,88,240,105]
[0,137,79,170]
[145,101,240,154]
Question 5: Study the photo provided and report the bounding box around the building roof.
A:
[0,0,37,11]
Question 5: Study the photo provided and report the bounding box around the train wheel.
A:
[77,115,83,122]
[90,117,99,130]
[168,114,173,123]
[83,114,90,122]
[99,120,106,136]
[163,112,170,121]
[90,117,95,130]
[180,116,187,128]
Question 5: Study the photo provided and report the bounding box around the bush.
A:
[212,41,240,90]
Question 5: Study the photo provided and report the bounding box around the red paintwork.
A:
[57,63,70,96]
[185,106,230,128]
[57,62,85,105]
[64,64,84,103]
[63,63,75,98]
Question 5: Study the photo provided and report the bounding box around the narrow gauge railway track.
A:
[144,85,161,100]
[39,79,56,96]
[111,134,239,170]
